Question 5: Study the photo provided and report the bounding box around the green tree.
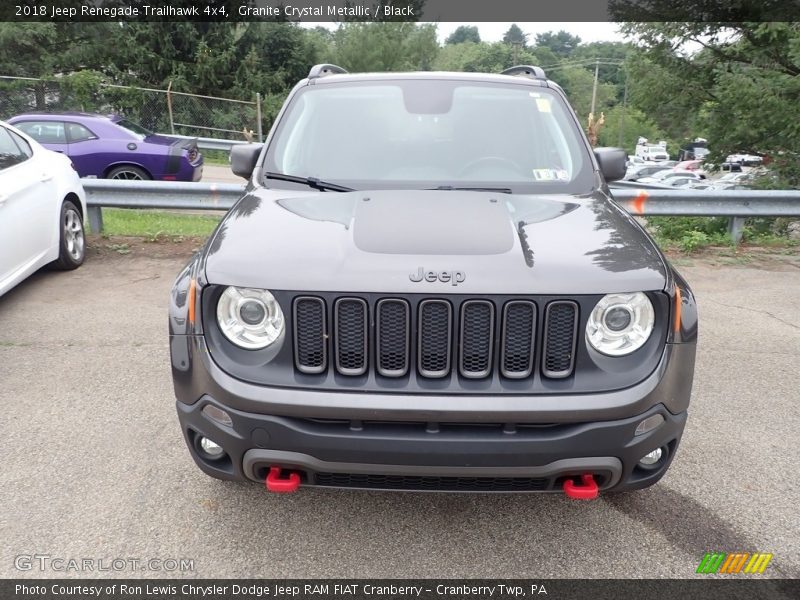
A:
[622,22,800,184]
[534,30,582,59]
[331,23,438,72]
[503,24,528,47]
[597,105,667,152]
[548,66,617,125]
[445,25,481,45]
[433,41,540,73]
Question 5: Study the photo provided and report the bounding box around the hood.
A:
[203,189,667,295]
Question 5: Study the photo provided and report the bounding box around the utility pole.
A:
[590,58,599,116]
[618,76,628,148]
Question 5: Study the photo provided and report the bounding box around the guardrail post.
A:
[728,217,746,245]
[88,206,104,234]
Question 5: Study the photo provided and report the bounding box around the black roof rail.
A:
[501,65,547,80]
[308,64,348,79]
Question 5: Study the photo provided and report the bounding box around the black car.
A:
[169,65,697,497]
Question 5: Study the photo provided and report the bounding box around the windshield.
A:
[116,118,153,140]
[264,80,593,193]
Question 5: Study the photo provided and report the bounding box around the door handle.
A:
[41,173,54,182]
[0,195,7,206]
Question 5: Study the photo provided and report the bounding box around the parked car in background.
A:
[726,153,763,167]
[674,160,703,171]
[678,138,709,161]
[712,172,754,189]
[8,112,203,181]
[719,162,743,172]
[0,121,86,297]
[638,169,705,185]
[635,143,669,162]
[624,163,673,181]
[668,177,705,188]
[626,155,645,167]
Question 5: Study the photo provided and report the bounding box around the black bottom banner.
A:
[3,579,799,600]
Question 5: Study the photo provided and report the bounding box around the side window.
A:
[66,122,97,143]
[8,130,33,158]
[14,121,66,144]
[0,127,27,170]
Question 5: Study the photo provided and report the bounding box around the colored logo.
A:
[697,552,773,574]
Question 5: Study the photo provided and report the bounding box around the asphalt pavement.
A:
[0,251,798,579]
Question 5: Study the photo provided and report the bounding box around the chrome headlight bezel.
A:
[586,292,655,357]
[216,286,285,350]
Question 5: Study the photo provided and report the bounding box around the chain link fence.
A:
[0,75,262,142]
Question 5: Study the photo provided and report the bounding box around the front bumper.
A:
[177,399,685,492]
[172,335,693,492]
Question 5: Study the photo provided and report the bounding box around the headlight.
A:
[216,287,284,350]
[586,292,654,356]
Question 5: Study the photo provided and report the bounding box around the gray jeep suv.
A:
[169,65,697,497]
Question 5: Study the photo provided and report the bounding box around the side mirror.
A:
[593,147,627,182]
[230,144,264,179]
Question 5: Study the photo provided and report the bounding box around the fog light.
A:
[199,436,224,457]
[635,414,664,436]
[202,404,233,427]
[639,448,663,466]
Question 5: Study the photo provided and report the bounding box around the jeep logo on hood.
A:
[409,267,466,286]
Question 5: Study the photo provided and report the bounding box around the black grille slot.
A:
[501,301,536,379]
[459,300,494,378]
[313,472,550,492]
[376,299,410,377]
[543,301,578,378]
[418,300,452,378]
[293,297,327,374]
[334,298,368,376]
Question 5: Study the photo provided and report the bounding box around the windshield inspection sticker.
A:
[533,168,567,181]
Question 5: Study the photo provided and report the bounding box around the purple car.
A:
[8,112,203,181]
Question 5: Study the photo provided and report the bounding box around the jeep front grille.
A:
[418,300,453,378]
[376,299,410,377]
[500,300,536,379]
[542,301,579,378]
[293,297,327,374]
[459,300,494,378]
[334,298,368,376]
[292,295,579,381]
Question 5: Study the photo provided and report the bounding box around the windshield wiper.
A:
[429,185,513,194]
[265,172,353,192]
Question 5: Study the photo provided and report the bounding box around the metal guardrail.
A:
[82,180,800,244]
[82,180,244,233]
[156,134,251,153]
[609,188,800,242]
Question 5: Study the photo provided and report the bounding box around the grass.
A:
[648,216,799,253]
[93,208,221,238]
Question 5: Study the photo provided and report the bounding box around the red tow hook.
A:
[265,467,301,493]
[563,474,599,500]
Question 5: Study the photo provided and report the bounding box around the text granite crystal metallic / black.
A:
[168,64,697,497]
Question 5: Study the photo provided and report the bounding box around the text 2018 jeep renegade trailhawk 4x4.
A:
[169,65,697,498]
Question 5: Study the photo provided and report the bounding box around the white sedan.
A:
[0,120,87,297]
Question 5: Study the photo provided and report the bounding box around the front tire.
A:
[51,200,85,271]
